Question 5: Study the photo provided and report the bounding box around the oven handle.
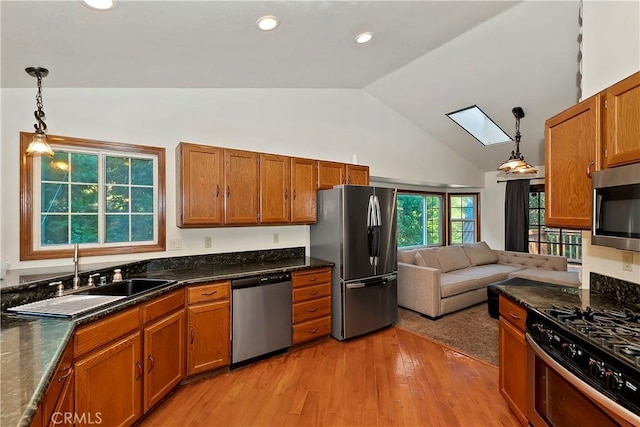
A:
[525,333,640,427]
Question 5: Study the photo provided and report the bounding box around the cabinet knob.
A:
[308,328,318,334]
[586,160,595,178]
[57,367,73,382]
[136,362,143,380]
[226,186,231,198]
[216,184,220,198]
[285,188,288,200]
[190,329,195,344]
[148,354,155,373]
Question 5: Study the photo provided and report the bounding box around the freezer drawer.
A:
[339,273,398,340]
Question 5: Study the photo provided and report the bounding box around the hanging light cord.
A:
[513,113,522,159]
[33,72,47,134]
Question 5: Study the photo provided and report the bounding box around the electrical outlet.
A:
[204,236,212,248]
[273,233,279,244]
[622,252,633,272]
[168,239,182,251]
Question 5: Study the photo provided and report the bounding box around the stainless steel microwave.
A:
[592,162,640,252]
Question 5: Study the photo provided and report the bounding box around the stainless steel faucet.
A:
[72,243,80,289]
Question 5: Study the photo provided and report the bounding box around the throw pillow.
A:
[434,245,471,272]
[462,241,499,266]
[416,249,442,270]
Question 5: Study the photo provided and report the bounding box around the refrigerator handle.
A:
[346,282,365,289]
[367,195,375,266]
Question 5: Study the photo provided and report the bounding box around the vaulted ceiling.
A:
[1,0,582,173]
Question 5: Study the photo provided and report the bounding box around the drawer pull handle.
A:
[308,277,318,282]
[307,307,318,313]
[201,290,218,296]
[508,312,521,320]
[136,362,143,381]
[57,367,73,382]
[148,355,155,373]
[586,160,595,178]
[191,329,195,344]
[307,290,318,295]
[308,328,318,334]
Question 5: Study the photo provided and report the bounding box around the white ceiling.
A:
[1,0,582,173]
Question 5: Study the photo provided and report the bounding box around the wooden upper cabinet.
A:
[291,158,317,223]
[176,143,224,228]
[259,154,291,224]
[224,149,259,225]
[545,93,601,229]
[346,164,369,186]
[317,160,345,190]
[603,71,640,168]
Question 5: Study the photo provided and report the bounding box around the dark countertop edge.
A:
[7,257,334,427]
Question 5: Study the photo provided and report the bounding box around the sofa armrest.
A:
[397,262,441,318]
[495,250,567,271]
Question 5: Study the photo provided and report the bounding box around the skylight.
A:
[446,105,512,146]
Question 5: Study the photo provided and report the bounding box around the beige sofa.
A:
[397,242,580,319]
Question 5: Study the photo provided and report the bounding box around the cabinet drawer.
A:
[293,296,331,324]
[187,281,230,304]
[292,316,331,344]
[75,307,140,357]
[499,295,526,332]
[292,268,331,288]
[292,282,331,303]
[141,289,185,325]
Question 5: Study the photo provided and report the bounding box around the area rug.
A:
[395,302,499,366]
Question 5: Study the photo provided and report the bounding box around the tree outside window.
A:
[449,194,479,244]
[397,193,443,248]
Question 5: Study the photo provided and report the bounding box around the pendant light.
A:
[497,107,537,174]
[25,67,54,157]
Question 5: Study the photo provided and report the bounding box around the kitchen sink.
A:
[80,278,176,297]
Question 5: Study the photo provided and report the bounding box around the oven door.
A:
[526,333,639,427]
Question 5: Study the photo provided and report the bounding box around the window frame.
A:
[396,190,445,249]
[447,192,481,244]
[20,132,166,260]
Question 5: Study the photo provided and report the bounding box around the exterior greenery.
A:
[397,194,442,247]
[40,150,155,246]
[449,195,477,244]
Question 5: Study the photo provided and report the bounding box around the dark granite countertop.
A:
[1,252,332,427]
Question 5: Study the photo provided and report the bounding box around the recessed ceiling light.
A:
[256,15,280,31]
[354,32,374,44]
[82,0,115,10]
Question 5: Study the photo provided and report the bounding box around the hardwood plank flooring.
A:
[141,327,519,427]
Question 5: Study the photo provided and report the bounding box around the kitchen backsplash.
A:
[590,272,640,306]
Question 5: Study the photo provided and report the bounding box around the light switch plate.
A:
[168,239,182,251]
[622,252,633,272]
[204,236,212,248]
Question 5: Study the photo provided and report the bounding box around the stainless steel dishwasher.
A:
[231,272,292,368]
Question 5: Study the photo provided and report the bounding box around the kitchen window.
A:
[20,133,166,260]
[397,192,443,248]
[448,193,479,244]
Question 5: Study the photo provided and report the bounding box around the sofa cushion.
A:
[454,265,511,287]
[416,249,442,270]
[440,273,483,298]
[398,249,417,264]
[433,245,470,273]
[507,269,581,287]
[462,241,499,266]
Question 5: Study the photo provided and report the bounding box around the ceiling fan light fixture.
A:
[256,15,280,31]
[497,106,537,174]
[82,0,115,11]
[354,32,374,44]
[25,66,54,157]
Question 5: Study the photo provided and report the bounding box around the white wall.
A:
[1,88,483,270]
[579,0,640,286]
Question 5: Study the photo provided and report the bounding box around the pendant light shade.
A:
[25,66,54,157]
[497,107,537,174]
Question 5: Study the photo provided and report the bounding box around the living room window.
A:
[396,192,443,248]
[528,185,582,263]
[448,193,479,244]
[20,133,166,260]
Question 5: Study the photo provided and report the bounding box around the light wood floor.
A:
[141,326,519,427]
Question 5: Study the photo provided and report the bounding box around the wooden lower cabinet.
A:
[498,295,528,426]
[291,268,332,344]
[143,309,185,412]
[75,332,142,427]
[186,281,230,376]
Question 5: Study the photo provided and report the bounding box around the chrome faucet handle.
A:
[49,281,64,297]
[88,273,100,287]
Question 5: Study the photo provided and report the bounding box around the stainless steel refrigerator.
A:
[310,185,398,340]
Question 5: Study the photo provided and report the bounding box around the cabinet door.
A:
[45,370,74,427]
[259,153,291,223]
[499,317,528,426]
[41,342,74,427]
[604,71,640,168]
[187,300,230,376]
[143,309,185,412]
[291,158,317,223]
[317,161,345,190]
[224,149,259,224]
[545,93,601,229]
[75,332,142,427]
[176,142,224,227]
[346,164,369,186]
